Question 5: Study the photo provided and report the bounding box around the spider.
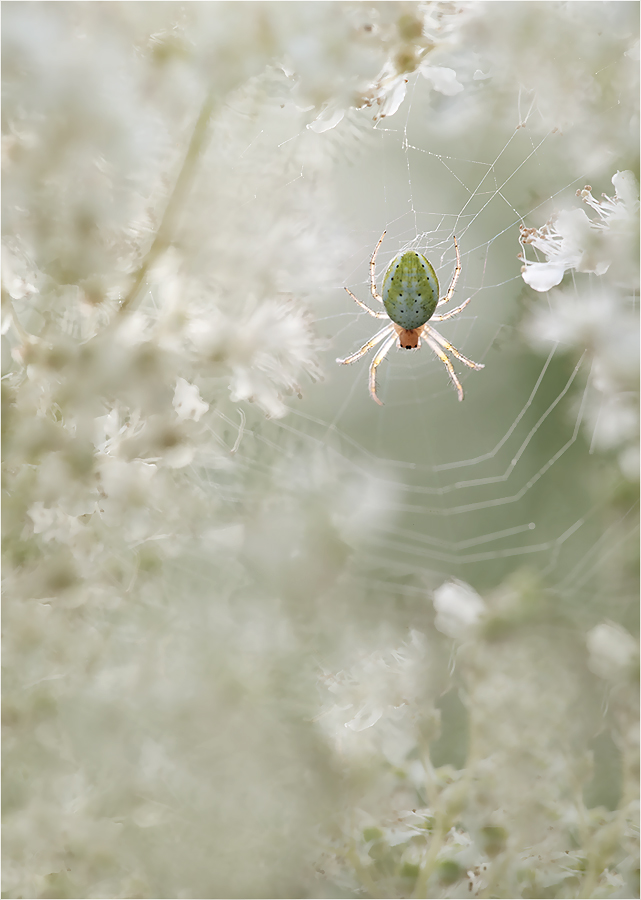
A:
[336,232,484,405]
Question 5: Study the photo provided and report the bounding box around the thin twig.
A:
[118,89,216,316]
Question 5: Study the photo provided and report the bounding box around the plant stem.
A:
[118,88,216,316]
[412,817,446,899]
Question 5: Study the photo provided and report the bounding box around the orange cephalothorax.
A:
[394,325,421,349]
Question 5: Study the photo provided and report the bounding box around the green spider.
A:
[337,232,484,405]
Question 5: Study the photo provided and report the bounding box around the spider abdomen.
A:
[382,251,439,330]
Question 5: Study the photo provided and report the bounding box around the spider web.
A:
[211,71,635,620]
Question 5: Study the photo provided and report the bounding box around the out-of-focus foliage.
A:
[2,3,638,899]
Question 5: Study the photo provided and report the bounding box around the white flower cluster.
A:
[4,5,467,892]
[307,4,466,131]
[519,172,639,293]
[456,3,639,170]
[521,172,639,480]
[316,630,431,766]
[316,582,639,898]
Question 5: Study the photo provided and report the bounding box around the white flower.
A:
[374,73,408,119]
[97,456,157,507]
[586,393,638,453]
[520,171,639,292]
[523,280,638,480]
[586,622,637,680]
[519,209,603,292]
[579,170,640,228]
[345,705,384,732]
[173,378,209,422]
[354,60,409,122]
[420,64,464,95]
[27,501,84,544]
[618,443,640,482]
[523,285,623,351]
[116,311,152,347]
[2,244,39,300]
[433,580,485,640]
[521,258,568,293]
[226,298,323,419]
[307,105,345,133]
[315,631,427,761]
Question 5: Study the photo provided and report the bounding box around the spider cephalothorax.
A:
[337,232,484,405]
[395,326,421,349]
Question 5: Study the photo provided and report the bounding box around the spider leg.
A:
[369,231,386,303]
[336,322,394,366]
[344,287,388,318]
[425,325,484,370]
[368,332,397,405]
[436,234,461,307]
[431,296,471,321]
[424,334,465,401]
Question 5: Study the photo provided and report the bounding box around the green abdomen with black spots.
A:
[382,251,439,330]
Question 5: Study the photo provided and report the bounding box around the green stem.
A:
[346,845,380,898]
[578,851,602,900]
[412,817,446,899]
[118,89,216,316]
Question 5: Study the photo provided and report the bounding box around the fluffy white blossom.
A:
[587,622,638,681]
[521,172,639,479]
[433,580,486,640]
[316,630,429,765]
[420,64,464,96]
[306,4,466,129]
[172,377,209,422]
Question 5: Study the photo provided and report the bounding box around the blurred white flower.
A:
[523,284,636,352]
[27,501,84,544]
[307,105,345,134]
[117,311,152,347]
[226,298,323,418]
[586,622,638,681]
[522,174,639,480]
[97,456,156,508]
[523,281,639,479]
[586,392,638,453]
[304,4,468,128]
[316,630,428,763]
[93,408,125,454]
[2,244,39,300]
[172,377,208,422]
[345,705,384,732]
[433,580,485,640]
[420,64,464,95]
[618,443,640,482]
